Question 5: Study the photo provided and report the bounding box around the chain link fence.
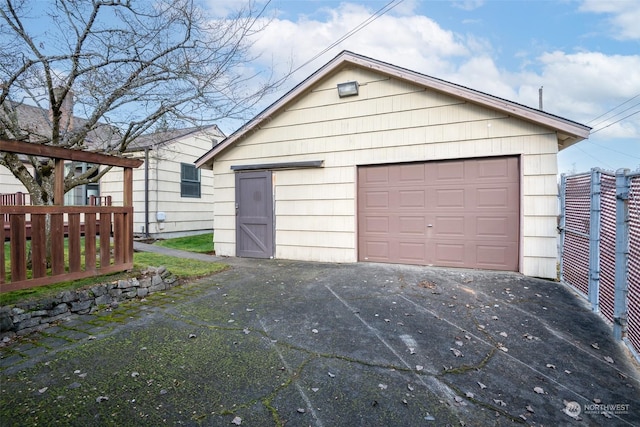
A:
[560,168,640,360]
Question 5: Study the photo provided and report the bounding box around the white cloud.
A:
[217,1,640,144]
[250,2,471,83]
[386,0,420,16]
[533,51,640,137]
[579,0,640,40]
[449,56,518,100]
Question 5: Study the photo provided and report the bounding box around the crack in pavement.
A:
[324,284,468,418]
[398,293,639,427]
[260,318,325,427]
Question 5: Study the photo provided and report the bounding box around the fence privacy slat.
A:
[31,214,47,278]
[124,213,133,263]
[113,212,125,264]
[85,213,96,271]
[0,217,4,284]
[9,214,26,282]
[99,212,111,268]
[51,213,65,276]
[68,213,81,273]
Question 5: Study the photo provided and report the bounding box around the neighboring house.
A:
[196,51,591,279]
[1,99,224,239]
[0,100,120,204]
[101,126,224,238]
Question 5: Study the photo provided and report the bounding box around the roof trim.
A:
[230,160,324,171]
[196,51,591,169]
[126,124,224,152]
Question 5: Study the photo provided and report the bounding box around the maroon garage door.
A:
[358,157,520,271]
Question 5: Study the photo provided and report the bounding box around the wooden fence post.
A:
[54,159,65,205]
[123,167,134,263]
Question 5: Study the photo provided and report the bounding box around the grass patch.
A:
[134,251,226,278]
[1,234,225,306]
[154,233,214,254]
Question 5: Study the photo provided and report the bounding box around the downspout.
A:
[144,147,150,238]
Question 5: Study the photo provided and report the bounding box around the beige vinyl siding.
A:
[0,167,31,194]
[274,167,355,261]
[212,67,563,277]
[101,133,215,237]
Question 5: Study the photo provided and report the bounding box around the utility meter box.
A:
[156,211,166,222]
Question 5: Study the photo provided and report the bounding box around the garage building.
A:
[196,51,590,279]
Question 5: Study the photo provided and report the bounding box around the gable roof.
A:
[196,50,591,169]
[4,102,121,149]
[4,101,225,155]
[125,124,225,152]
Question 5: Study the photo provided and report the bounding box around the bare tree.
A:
[0,0,281,205]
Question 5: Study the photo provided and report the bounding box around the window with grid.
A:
[181,163,201,198]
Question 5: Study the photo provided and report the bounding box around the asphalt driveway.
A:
[1,257,639,426]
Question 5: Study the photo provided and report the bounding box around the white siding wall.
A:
[0,167,30,194]
[101,134,215,238]
[212,66,561,278]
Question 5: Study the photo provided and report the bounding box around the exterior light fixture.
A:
[337,81,359,98]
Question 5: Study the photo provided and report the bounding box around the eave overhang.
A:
[195,51,591,169]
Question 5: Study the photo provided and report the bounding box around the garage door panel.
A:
[476,243,518,269]
[436,189,465,207]
[435,161,465,181]
[399,190,425,207]
[362,167,390,184]
[435,243,466,264]
[364,191,389,208]
[365,241,390,259]
[399,163,427,182]
[398,242,427,262]
[433,216,465,236]
[365,216,389,233]
[476,216,514,238]
[399,216,426,234]
[358,157,520,271]
[476,245,508,265]
[476,187,509,208]
[477,158,512,178]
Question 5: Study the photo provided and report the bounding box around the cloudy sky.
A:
[208,0,640,175]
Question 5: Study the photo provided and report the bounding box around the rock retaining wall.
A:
[0,266,177,340]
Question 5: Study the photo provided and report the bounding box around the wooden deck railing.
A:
[1,205,134,292]
[89,195,112,206]
[0,138,143,293]
[0,192,30,206]
[2,193,111,241]
[1,192,30,223]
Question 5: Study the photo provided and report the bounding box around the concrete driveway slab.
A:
[1,258,639,426]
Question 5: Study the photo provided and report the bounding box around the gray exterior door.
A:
[358,157,520,271]
[236,171,274,258]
